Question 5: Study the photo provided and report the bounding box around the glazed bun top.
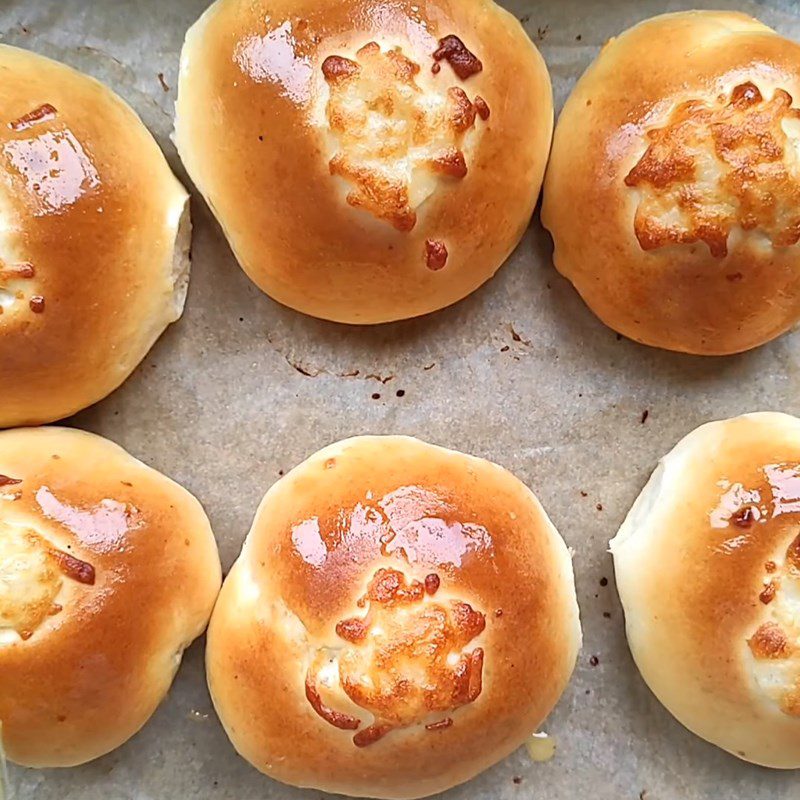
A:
[542,11,800,355]
[611,413,800,767]
[0,44,189,427]
[207,436,580,799]
[176,0,552,323]
[0,427,220,768]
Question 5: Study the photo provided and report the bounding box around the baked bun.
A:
[175,0,552,324]
[207,436,580,798]
[611,412,800,768]
[542,11,800,355]
[0,427,221,767]
[0,45,190,427]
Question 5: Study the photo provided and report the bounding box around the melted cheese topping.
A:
[0,523,62,639]
[320,42,484,231]
[626,82,800,257]
[305,567,486,746]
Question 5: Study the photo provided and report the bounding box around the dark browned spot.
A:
[322,54,360,83]
[431,62,441,74]
[765,560,777,573]
[0,475,21,487]
[429,148,467,178]
[9,103,57,132]
[447,86,477,132]
[494,608,503,618]
[29,295,45,313]
[748,621,792,659]
[336,617,369,643]
[51,550,95,585]
[432,35,483,80]
[353,722,392,747]
[0,262,35,280]
[731,81,762,107]
[425,239,448,270]
[424,573,440,595]
[466,648,484,700]
[760,580,777,604]
[304,673,361,730]
[726,272,744,282]
[474,95,490,120]
[425,717,453,731]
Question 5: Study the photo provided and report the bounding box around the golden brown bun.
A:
[611,412,800,768]
[0,427,221,768]
[175,0,552,324]
[542,11,800,355]
[0,45,190,427]
[207,436,580,798]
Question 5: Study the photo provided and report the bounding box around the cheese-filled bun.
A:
[611,412,800,767]
[175,0,552,323]
[0,427,221,768]
[0,44,190,427]
[207,436,580,799]
[543,11,800,355]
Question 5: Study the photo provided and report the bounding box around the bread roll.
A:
[0,45,190,427]
[543,11,800,355]
[207,436,580,798]
[175,0,552,323]
[0,427,221,768]
[611,412,800,767]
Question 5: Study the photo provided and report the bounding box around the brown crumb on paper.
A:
[157,72,170,92]
[509,324,531,346]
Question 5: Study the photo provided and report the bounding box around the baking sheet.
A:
[3,0,800,797]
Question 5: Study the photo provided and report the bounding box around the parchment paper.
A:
[2,0,800,797]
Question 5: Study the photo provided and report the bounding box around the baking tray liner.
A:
[3,0,800,797]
